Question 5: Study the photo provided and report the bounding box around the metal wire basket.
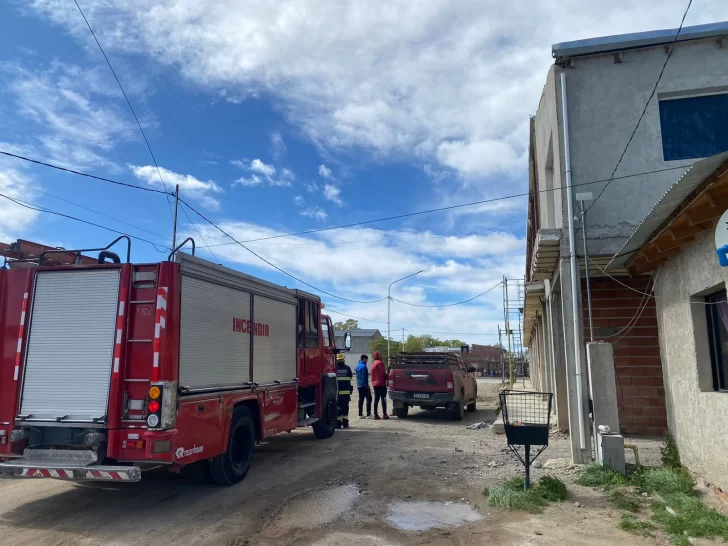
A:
[499,390,553,488]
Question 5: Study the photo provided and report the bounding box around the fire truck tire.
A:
[210,405,256,486]
[313,390,337,439]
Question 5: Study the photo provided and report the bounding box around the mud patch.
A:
[309,532,398,546]
[386,501,482,531]
[273,485,360,530]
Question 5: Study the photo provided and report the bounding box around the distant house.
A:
[463,344,503,375]
[334,329,382,369]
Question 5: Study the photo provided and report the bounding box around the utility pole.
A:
[498,325,504,384]
[171,184,180,252]
[577,192,595,342]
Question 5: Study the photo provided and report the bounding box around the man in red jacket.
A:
[371,351,389,420]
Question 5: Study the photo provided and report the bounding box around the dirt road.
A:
[0,379,663,545]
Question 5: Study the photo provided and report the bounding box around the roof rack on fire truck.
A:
[0,235,131,269]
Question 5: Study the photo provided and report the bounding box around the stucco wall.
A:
[653,229,728,491]
[536,38,728,256]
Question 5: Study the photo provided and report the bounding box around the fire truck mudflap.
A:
[0,449,141,482]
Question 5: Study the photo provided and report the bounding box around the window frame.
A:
[705,289,728,392]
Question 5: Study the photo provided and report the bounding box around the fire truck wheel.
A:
[313,390,337,439]
[210,405,256,485]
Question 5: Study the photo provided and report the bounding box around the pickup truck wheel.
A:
[451,402,465,421]
[394,405,409,418]
[313,390,337,439]
[466,399,477,412]
[210,405,256,486]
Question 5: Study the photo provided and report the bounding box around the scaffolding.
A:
[502,276,526,387]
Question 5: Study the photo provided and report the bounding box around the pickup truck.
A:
[388,352,477,420]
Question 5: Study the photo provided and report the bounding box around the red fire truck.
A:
[0,237,350,485]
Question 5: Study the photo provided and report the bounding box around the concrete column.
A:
[541,306,553,396]
[587,342,620,433]
[548,292,569,430]
[559,257,592,464]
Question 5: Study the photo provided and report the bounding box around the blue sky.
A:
[0,1,723,345]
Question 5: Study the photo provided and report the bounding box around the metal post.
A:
[580,204,595,342]
[524,445,531,489]
[171,184,180,252]
[499,326,505,384]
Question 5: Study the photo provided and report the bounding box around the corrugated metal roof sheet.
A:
[553,21,728,59]
[607,152,728,271]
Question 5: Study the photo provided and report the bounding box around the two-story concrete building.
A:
[523,21,728,462]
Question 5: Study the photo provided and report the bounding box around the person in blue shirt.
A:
[355,354,372,419]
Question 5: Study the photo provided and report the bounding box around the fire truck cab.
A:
[0,237,350,485]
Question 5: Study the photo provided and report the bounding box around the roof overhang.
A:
[608,152,728,275]
[529,229,561,281]
[523,281,545,346]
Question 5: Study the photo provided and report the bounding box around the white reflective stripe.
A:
[153,353,159,368]
[116,329,122,344]
[113,357,120,373]
[160,286,168,294]
[48,469,59,478]
[13,366,19,380]
[157,295,167,310]
[20,311,26,324]
[159,316,165,329]
[154,323,161,338]
[118,301,125,316]
[24,293,28,299]
[17,338,22,352]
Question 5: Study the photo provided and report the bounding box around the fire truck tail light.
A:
[148,386,161,399]
[147,400,160,414]
[146,381,177,431]
[147,414,160,427]
[122,439,146,449]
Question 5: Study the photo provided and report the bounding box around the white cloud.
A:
[300,206,328,222]
[318,164,332,179]
[130,165,223,209]
[0,167,40,241]
[293,195,305,206]
[231,158,294,187]
[304,182,319,193]
[270,131,287,160]
[0,61,143,170]
[23,0,723,181]
[322,184,343,206]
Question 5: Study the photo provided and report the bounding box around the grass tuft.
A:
[652,493,728,542]
[661,433,682,470]
[485,475,566,513]
[576,464,628,490]
[619,514,655,536]
[610,490,640,513]
[641,467,695,497]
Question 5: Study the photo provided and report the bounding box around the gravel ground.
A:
[0,378,668,545]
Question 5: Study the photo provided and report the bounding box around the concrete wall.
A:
[653,229,728,491]
[335,334,380,370]
[536,38,728,256]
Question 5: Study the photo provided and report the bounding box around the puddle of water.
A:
[386,501,483,531]
[310,532,398,546]
[274,485,360,530]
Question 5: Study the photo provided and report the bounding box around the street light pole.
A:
[388,270,425,360]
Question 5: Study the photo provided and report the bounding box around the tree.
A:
[369,337,402,356]
[333,319,359,331]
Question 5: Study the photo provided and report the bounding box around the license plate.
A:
[413,393,429,399]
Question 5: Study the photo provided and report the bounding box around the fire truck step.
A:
[297,402,316,409]
[296,417,319,427]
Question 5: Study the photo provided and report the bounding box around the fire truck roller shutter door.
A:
[179,275,251,389]
[251,295,296,384]
[20,269,120,423]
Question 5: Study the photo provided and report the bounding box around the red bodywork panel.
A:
[0,259,335,470]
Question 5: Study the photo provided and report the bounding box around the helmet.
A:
[336,353,345,363]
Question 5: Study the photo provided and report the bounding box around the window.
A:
[705,289,728,391]
[659,94,728,161]
[305,300,319,348]
[321,318,330,347]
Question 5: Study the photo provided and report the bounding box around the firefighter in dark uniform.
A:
[336,353,353,429]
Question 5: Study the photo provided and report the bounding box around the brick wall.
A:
[582,276,667,436]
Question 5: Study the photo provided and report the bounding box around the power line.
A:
[0,150,171,195]
[584,0,693,215]
[0,149,687,241]
[179,202,222,264]
[327,309,388,324]
[403,329,500,336]
[0,172,170,243]
[392,280,503,307]
[72,0,174,220]
[178,197,388,304]
[0,192,169,252]
[197,166,688,245]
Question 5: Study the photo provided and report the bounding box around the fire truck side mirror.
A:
[344,332,352,351]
